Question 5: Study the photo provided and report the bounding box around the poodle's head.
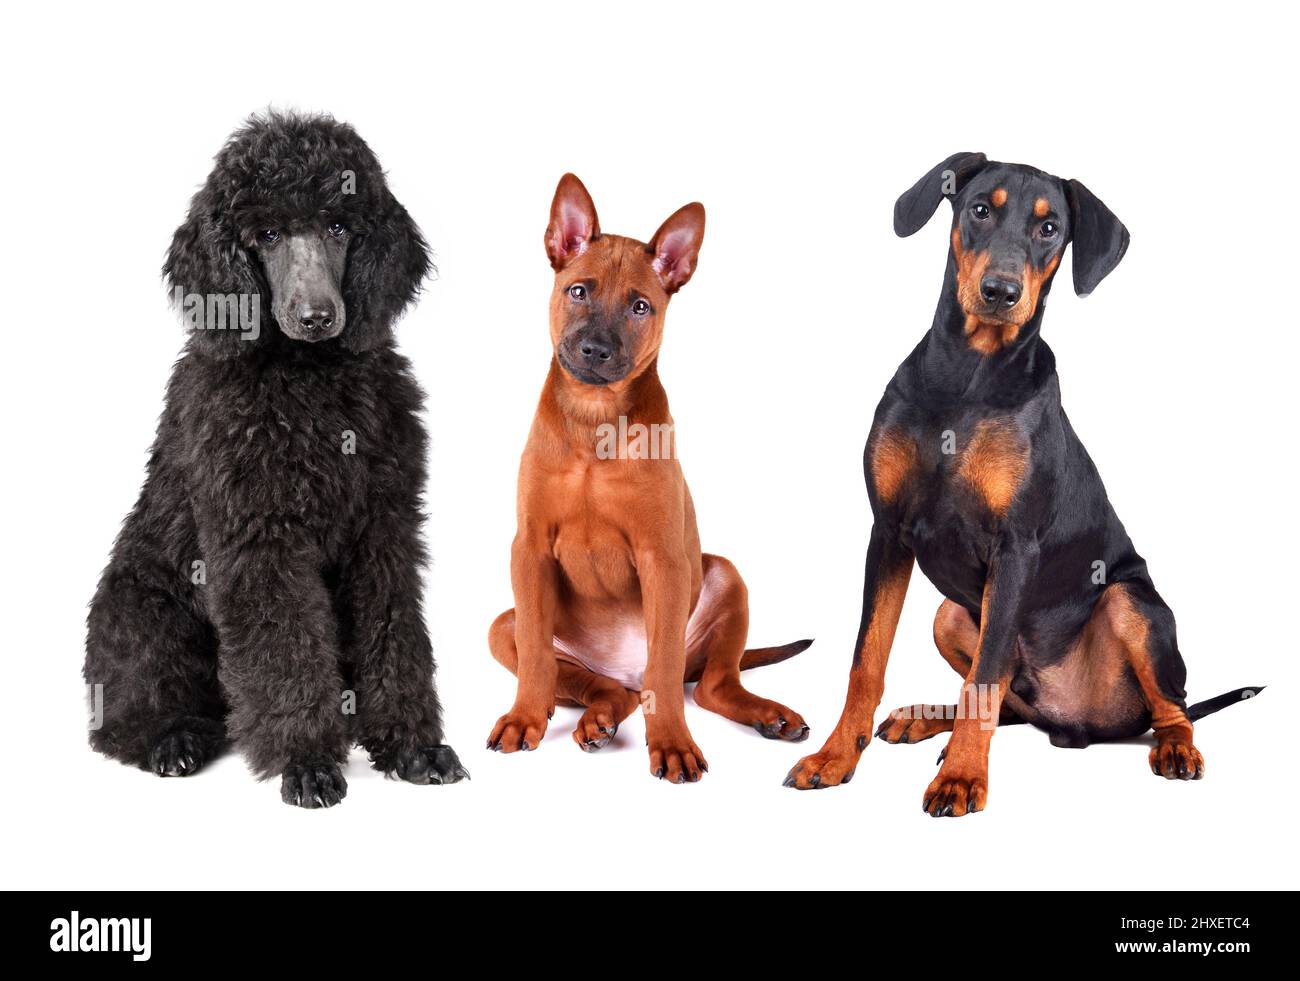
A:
[163,111,431,357]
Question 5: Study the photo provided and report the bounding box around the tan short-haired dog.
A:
[487,174,811,782]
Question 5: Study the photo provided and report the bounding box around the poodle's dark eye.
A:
[327,221,347,238]
[971,204,991,221]
[260,229,280,245]
[631,298,651,317]
[568,284,587,301]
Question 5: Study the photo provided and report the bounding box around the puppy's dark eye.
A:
[328,221,346,238]
[260,229,280,244]
[1039,220,1058,239]
[631,299,651,317]
[568,284,587,301]
[971,204,991,221]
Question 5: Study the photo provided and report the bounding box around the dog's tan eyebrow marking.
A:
[991,188,1008,208]
[1034,198,1050,217]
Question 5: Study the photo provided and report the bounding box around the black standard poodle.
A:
[84,111,468,807]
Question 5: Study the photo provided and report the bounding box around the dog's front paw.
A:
[647,730,707,783]
[280,758,348,809]
[487,706,549,753]
[148,730,211,777]
[392,745,470,785]
[783,732,864,789]
[922,763,987,817]
[1150,736,1204,780]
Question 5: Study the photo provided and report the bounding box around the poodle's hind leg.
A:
[85,532,227,777]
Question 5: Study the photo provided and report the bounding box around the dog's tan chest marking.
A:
[956,419,1029,516]
[870,429,919,505]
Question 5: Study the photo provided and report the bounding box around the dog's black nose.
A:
[297,303,336,333]
[579,337,614,364]
[980,276,1022,308]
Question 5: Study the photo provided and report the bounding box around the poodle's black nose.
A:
[297,303,336,334]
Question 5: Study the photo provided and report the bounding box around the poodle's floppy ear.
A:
[163,188,269,359]
[1066,178,1130,297]
[338,195,432,353]
[893,152,988,237]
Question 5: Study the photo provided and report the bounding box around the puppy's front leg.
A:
[638,547,706,784]
[488,527,559,753]
[204,536,350,807]
[923,536,1037,817]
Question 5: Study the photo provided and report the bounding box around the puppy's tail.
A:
[740,639,814,672]
[684,639,813,684]
[1186,686,1265,722]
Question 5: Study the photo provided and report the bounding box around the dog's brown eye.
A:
[1039,221,1058,239]
[971,204,991,221]
[632,299,651,316]
[328,221,346,238]
[568,284,587,301]
[260,229,280,244]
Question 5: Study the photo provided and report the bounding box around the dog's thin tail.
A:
[1186,686,1265,722]
[684,639,813,684]
[741,639,814,672]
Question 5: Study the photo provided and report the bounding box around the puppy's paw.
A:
[647,731,708,784]
[750,702,811,742]
[922,766,987,817]
[487,707,549,753]
[1150,738,1205,780]
[392,745,470,785]
[875,705,955,744]
[148,730,210,777]
[783,733,865,789]
[573,703,620,752]
[280,759,348,809]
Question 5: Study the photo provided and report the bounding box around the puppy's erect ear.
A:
[649,203,705,294]
[1066,178,1129,297]
[546,174,600,269]
[893,152,988,237]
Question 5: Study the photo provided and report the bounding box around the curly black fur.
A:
[84,111,467,806]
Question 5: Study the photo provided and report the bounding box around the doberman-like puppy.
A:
[785,153,1260,815]
[487,174,812,783]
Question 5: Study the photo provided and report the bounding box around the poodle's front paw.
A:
[148,730,211,777]
[392,745,470,785]
[280,758,348,809]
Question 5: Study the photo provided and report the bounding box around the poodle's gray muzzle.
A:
[264,231,347,342]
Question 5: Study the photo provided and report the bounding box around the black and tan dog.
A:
[785,153,1260,815]
[486,174,811,782]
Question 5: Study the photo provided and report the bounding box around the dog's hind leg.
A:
[488,609,640,752]
[688,555,809,742]
[1102,582,1203,779]
[85,510,227,777]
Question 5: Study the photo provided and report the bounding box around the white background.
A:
[2,1,1295,890]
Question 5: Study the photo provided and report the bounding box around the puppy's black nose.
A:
[980,276,1022,308]
[297,303,336,333]
[579,337,613,364]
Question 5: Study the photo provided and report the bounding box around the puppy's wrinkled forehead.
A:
[560,235,667,304]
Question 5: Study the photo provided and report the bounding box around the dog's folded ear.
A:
[649,203,705,294]
[163,187,269,360]
[894,152,988,237]
[546,174,600,270]
[1066,178,1129,297]
[339,197,432,353]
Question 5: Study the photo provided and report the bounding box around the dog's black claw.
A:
[936,747,947,765]
[655,766,666,779]
[148,730,209,778]
[280,759,347,810]
[857,734,869,751]
[392,745,469,785]
[841,769,854,784]
[809,773,821,788]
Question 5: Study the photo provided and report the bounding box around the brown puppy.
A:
[487,174,812,783]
